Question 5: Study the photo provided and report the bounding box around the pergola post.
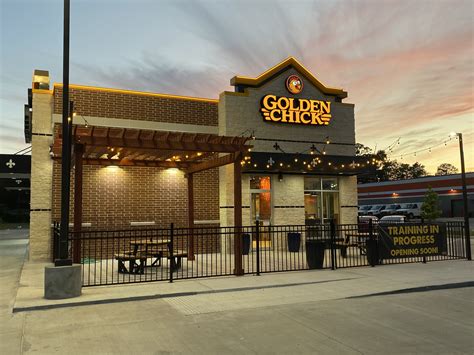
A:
[73,143,84,263]
[187,173,195,261]
[233,152,244,276]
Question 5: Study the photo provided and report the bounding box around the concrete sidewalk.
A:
[14,258,474,313]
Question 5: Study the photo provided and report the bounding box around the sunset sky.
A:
[1,0,472,174]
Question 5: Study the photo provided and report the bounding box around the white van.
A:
[397,202,423,219]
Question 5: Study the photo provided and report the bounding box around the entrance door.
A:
[251,192,272,248]
[249,176,272,248]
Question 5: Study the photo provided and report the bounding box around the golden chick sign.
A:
[260,94,332,126]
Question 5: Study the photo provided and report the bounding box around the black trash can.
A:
[242,233,251,255]
[306,240,325,269]
[287,232,301,252]
[366,238,378,266]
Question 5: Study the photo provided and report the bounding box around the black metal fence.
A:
[52,221,469,287]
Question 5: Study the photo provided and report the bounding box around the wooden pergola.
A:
[52,125,251,275]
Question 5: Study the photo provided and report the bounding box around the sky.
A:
[1,0,473,174]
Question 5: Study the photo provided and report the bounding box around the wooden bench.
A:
[114,253,147,274]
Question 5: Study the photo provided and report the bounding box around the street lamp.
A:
[450,132,471,260]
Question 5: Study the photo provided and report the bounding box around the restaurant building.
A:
[25,57,374,261]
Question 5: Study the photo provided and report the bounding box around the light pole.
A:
[451,132,471,260]
[56,0,72,266]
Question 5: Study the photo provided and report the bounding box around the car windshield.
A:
[361,206,371,210]
[370,205,382,210]
[385,204,400,209]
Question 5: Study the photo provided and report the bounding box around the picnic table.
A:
[338,232,372,257]
[114,239,188,274]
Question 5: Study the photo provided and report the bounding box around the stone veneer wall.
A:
[29,89,54,261]
[338,175,358,224]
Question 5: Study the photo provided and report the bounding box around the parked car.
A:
[367,205,386,218]
[358,215,379,232]
[379,215,406,224]
[379,204,402,217]
[359,215,379,223]
[358,205,373,216]
[397,202,423,219]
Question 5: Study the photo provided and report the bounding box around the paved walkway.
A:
[1,232,474,354]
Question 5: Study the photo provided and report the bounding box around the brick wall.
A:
[53,86,218,126]
[52,162,220,230]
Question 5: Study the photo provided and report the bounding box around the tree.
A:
[407,162,427,179]
[421,187,442,220]
[436,163,458,176]
[356,143,427,183]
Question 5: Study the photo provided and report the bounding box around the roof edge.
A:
[53,83,219,103]
[230,57,348,99]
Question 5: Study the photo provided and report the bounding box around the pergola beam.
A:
[185,153,237,175]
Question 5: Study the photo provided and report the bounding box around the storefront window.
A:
[304,177,321,191]
[304,177,339,225]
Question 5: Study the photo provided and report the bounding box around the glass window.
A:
[323,192,340,223]
[304,177,339,225]
[250,175,272,225]
[250,176,271,190]
[322,178,338,190]
[304,177,321,191]
[304,192,322,223]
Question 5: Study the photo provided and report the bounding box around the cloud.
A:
[1,0,472,174]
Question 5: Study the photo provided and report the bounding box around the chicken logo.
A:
[286,75,303,94]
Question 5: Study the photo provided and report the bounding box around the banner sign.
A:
[378,223,447,259]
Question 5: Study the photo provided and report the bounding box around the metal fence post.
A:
[169,223,174,283]
[255,221,260,276]
[330,220,336,270]
[368,219,376,267]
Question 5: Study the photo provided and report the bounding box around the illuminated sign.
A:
[378,224,447,259]
[260,94,331,126]
[286,75,303,94]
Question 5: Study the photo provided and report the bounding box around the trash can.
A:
[366,238,378,266]
[306,240,325,269]
[242,233,251,255]
[287,232,301,252]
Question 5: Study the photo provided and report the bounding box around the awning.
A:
[242,152,377,176]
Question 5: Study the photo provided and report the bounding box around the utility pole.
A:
[457,133,471,260]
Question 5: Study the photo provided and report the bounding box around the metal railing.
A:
[52,221,468,287]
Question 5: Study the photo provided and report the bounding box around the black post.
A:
[368,219,373,240]
[330,220,336,270]
[255,221,260,276]
[458,133,472,260]
[56,0,72,267]
[169,223,174,283]
[68,101,74,144]
[367,219,377,267]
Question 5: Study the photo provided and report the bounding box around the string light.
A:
[388,135,455,160]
